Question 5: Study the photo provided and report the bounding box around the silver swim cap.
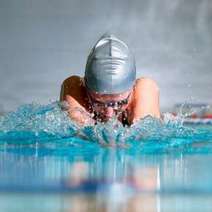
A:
[84,34,136,94]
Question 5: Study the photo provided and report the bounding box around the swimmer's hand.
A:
[60,102,95,126]
[69,108,96,126]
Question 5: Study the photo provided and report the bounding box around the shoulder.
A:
[60,75,86,101]
[62,75,84,88]
[135,77,159,91]
[128,77,160,123]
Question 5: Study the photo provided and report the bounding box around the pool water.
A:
[0,102,212,211]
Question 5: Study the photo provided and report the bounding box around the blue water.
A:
[0,102,212,154]
[1,102,212,211]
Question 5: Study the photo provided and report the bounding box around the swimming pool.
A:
[0,102,212,211]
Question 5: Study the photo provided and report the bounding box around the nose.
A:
[104,106,114,118]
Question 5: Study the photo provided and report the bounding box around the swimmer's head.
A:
[84,33,136,94]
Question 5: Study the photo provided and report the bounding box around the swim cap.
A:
[84,33,136,94]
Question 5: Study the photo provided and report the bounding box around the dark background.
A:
[0,0,212,112]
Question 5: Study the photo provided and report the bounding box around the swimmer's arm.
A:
[131,78,161,124]
[60,78,95,126]
[65,95,95,126]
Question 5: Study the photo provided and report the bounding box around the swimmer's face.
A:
[87,89,132,121]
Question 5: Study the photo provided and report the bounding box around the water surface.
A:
[0,102,212,211]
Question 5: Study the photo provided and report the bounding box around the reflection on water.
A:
[1,149,212,193]
[1,144,212,211]
[0,102,212,210]
[1,188,212,211]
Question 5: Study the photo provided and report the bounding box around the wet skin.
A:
[60,75,160,126]
[86,89,133,122]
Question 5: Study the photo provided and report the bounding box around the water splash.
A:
[0,102,212,155]
[173,102,211,118]
[0,102,79,141]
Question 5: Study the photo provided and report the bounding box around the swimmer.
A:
[60,34,160,126]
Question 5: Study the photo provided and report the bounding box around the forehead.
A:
[88,90,131,101]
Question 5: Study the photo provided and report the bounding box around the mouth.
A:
[95,113,113,122]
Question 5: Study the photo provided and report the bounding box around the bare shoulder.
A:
[60,75,86,102]
[62,75,83,88]
[60,75,83,101]
[135,77,159,91]
[129,77,160,123]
